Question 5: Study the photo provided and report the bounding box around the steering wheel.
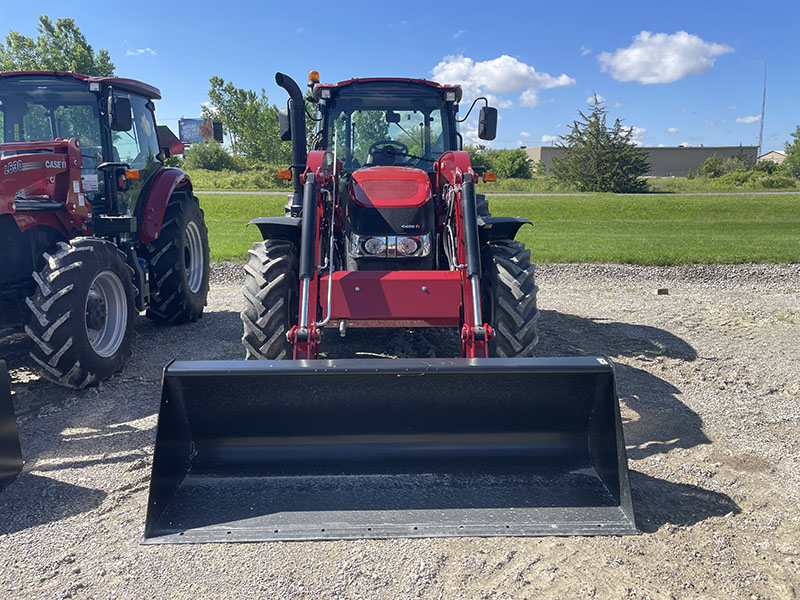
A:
[367,139,409,161]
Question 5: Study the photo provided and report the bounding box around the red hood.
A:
[350,167,431,209]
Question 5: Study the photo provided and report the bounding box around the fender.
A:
[249,216,301,242]
[139,167,193,244]
[479,216,532,241]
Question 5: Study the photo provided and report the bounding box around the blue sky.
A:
[4,0,798,152]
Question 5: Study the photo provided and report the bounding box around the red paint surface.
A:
[140,168,192,243]
[351,167,431,209]
[319,270,462,323]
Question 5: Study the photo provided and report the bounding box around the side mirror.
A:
[279,108,291,141]
[108,95,132,132]
[478,106,497,141]
[385,110,401,124]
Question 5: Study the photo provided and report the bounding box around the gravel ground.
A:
[1,263,798,599]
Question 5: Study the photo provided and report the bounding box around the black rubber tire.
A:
[241,239,299,360]
[481,239,540,357]
[144,193,210,324]
[25,237,136,389]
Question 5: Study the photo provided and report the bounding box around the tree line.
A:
[2,15,799,188]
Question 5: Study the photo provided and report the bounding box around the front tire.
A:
[25,238,136,388]
[241,239,299,360]
[144,193,210,324]
[481,239,540,357]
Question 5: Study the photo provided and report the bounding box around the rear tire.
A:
[481,239,540,357]
[241,240,299,360]
[144,193,210,324]
[25,238,136,388]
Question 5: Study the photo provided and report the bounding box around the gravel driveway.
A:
[1,263,798,599]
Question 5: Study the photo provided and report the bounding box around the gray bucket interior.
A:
[143,357,636,543]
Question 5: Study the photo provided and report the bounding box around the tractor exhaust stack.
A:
[143,357,636,543]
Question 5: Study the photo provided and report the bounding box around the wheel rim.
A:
[184,221,205,294]
[85,270,128,358]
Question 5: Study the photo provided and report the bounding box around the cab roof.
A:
[316,77,462,102]
[0,71,161,100]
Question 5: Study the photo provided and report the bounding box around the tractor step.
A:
[143,357,636,543]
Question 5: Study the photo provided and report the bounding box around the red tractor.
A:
[142,72,634,543]
[1,71,210,388]
[241,73,538,359]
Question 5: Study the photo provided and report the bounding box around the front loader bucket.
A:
[0,360,22,489]
[143,357,636,543]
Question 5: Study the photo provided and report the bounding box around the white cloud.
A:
[728,105,737,109]
[541,134,559,144]
[460,123,484,146]
[667,127,679,134]
[586,93,606,105]
[614,101,623,108]
[126,47,157,56]
[622,126,646,146]
[580,46,592,56]
[518,89,541,108]
[679,107,688,112]
[736,115,761,124]
[453,29,466,39]
[598,31,733,84]
[657,143,665,147]
[519,131,531,138]
[704,118,727,126]
[431,54,575,109]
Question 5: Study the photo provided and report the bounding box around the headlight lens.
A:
[363,237,387,255]
[397,237,419,255]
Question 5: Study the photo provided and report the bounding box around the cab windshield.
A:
[0,78,102,153]
[325,83,452,171]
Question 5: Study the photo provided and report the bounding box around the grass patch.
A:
[200,192,800,264]
[199,194,285,261]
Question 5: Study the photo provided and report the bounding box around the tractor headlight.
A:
[363,237,387,256]
[349,234,431,258]
[397,237,419,256]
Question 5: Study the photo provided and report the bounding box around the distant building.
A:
[758,150,786,164]
[526,145,759,177]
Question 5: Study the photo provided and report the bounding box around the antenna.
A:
[758,63,767,156]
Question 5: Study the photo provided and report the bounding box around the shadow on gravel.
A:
[537,310,710,460]
[1,310,245,468]
[536,310,697,360]
[630,471,740,533]
[0,473,106,535]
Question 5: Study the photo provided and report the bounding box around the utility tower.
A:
[758,63,767,156]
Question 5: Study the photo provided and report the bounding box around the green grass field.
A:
[199,192,800,264]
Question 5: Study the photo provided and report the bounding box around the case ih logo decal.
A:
[2,160,67,175]
[3,160,22,175]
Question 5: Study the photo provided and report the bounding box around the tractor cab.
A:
[312,78,462,174]
[0,71,164,218]
[305,77,495,271]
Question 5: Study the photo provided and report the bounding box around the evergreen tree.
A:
[551,96,649,192]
